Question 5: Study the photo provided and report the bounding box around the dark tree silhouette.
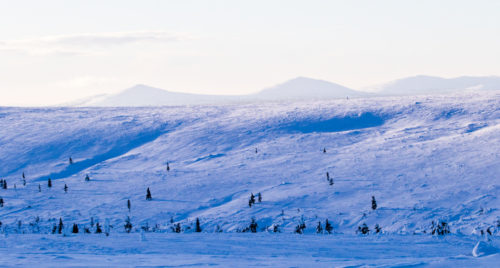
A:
[2,180,6,190]
[124,216,133,233]
[38,184,41,192]
[173,223,181,233]
[257,193,262,203]
[316,221,323,234]
[371,196,377,210]
[325,219,333,234]
[326,172,330,180]
[95,223,102,233]
[295,221,306,234]
[85,174,90,181]
[248,193,255,207]
[431,221,450,235]
[69,157,73,165]
[48,178,52,188]
[64,184,68,193]
[249,218,258,233]
[323,148,327,153]
[146,188,152,200]
[58,218,64,234]
[374,224,382,234]
[127,199,131,212]
[166,162,170,172]
[0,197,4,207]
[358,223,370,234]
[195,218,202,232]
[72,223,79,233]
[273,224,280,233]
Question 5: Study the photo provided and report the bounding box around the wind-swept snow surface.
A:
[0,91,499,266]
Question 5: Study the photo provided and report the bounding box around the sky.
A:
[0,0,499,106]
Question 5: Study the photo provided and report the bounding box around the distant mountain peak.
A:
[372,75,500,95]
[255,76,364,99]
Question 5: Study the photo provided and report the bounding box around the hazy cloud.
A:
[0,31,188,55]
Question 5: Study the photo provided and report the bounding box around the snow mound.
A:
[472,241,498,257]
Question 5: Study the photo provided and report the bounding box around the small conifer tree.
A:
[166,162,170,172]
[195,218,202,232]
[371,196,377,210]
[249,218,258,233]
[146,188,152,200]
[325,219,333,234]
[124,216,133,233]
[72,223,79,233]
[174,223,181,233]
[69,157,73,164]
[58,218,64,234]
[257,193,262,203]
[0,197,4,207]
[248,193,255,207]
[48,178,52,188]
[316,221,323,234]
[64,184,68,193]
[85,174,90,181]
[358,223,370,234]
[95,223,102,233]
[127,199,131,212]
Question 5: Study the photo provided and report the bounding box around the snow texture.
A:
[0,90,499,266]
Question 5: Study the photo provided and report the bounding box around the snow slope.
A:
[1,233,499,267]
[0,91,499,237]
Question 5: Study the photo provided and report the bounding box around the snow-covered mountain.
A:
[75,77,366,107]
[253,76,367,100]
[80,84,244,106]
[1,91,498,236]
[71,76,500,107]
[370,75,500,96]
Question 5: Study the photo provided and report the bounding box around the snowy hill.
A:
[370,75,500,95]
[81,84,244,106]
[253,77,367,100]
[75,77,366,106]
[0,92,499,236]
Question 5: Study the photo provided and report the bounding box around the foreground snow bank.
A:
[472,241,499,257]
[0,234,499,267]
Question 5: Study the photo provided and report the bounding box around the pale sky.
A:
[1,0,499,106]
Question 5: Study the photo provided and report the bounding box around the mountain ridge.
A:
[72,75,500,106]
